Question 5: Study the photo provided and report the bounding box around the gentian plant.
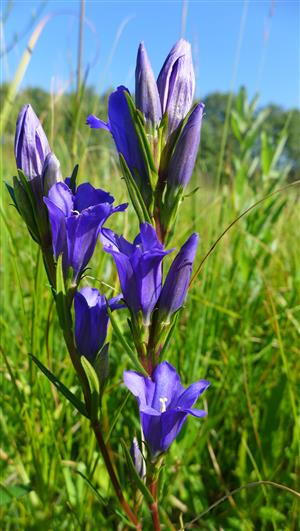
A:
[7,39,208,530]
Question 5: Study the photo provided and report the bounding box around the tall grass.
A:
[1,5,299,530]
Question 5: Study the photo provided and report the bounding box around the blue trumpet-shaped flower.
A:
[124,361,209,457]
[157,233,199,323]
[44,182,127,282]
[101,223,172,325]
[87,86,147,186]
[74,287,123,361]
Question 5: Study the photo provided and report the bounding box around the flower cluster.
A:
[8,37,210,526]
[87,39,204,241]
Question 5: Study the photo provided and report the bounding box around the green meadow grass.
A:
[0,93,300,531]
[1,86,300,530]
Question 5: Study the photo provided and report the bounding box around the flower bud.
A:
[42,153,63,196]
[135,42,162,125]
[130,437,146,479]
[14,104,51,180]
[74,287,123,361]
[157,233,199,323]
[157,39,195,135]
[167,103,204,187]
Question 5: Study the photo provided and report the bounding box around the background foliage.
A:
[1,80,300,529]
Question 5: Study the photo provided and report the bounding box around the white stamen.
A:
[159,397,168,413]
[71,209,80,215]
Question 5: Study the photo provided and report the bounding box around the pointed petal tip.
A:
[86,114,109,131]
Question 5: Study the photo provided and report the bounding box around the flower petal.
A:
[47,182,73,216]
[42,153,62,196]
[176,380,210,409]
[151,361,184,411]
[140,412,162,456]
[86,114,110,130]
[66,205,110,280]
[160,409,188,452]
[157,39,195,135]
[15,104,51,179]
[74,183,114,211]
[168,103,204,187]
[157,232,199,323]
[135,42,162,124]
[106,248,140,314]
[123,371,155,408]
[74,287,108,360]
[43,197,67,259]
[180,408,207,418]
[138,222,164,251]
[108,86,147,181]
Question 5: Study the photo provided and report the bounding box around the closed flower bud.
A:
[14,104,51,180]
[157,233,199,323]
[74,287,123,361]
[130,437,146,479]
[167,103,204,188]
[135,42,162,125]
[157,39,195,135]
[42,153,63,196]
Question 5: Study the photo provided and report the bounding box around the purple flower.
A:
[44,182,127,281]
[74,287,123,361]
[157,39,195,136]
[157,233,198,323]
[15,104,51,180]
[124,361,209,457]
[167,103,204,187]
[87,86,147,186]
[135,42,162,125]
[101,223,172,325]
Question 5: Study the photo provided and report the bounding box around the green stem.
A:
[92,421,142,530]
[42,248,90,404]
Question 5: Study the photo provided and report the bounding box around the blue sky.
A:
[1,0,299,108]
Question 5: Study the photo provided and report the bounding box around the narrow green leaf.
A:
[80,356,100,421]
[159,312,179,359]
[124,92,157,181]
[119,155,152,225]
[106,302,148,376]
[74,470,107,506]
[69,164,79,194]
[55,255,71,332]
[120,439,154,505]
[105,392,130,443]
[5,182,17,208]
[261,131,272,175]
[29,353,88,418]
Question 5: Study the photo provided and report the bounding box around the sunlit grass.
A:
[1,4,299,528]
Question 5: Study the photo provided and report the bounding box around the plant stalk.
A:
[92,421,142,530]
[149,480,161,531]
